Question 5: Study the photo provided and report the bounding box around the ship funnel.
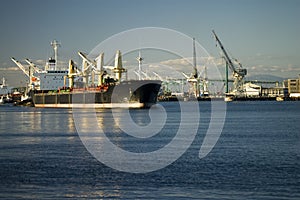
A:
[113,50,126,82]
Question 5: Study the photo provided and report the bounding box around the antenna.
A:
[2,77,5,86]
[51,40,61,70]
[193,38,198,78]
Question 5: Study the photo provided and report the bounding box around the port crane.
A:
[182,38,209,98]
[212,30,247,95]
[10,57,41,90]
[10,57,30,77]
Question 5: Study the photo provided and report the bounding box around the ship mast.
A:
[51,40,61,70]
[192,38,199,97]
[192,38,198,79]
[136,51,144,80]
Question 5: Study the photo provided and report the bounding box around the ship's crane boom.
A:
[25,58,43,73]
[78,51,97,72]
[78,52,108,73]
[153,72,164,81]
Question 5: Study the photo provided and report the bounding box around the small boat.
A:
[0,94,13,104]
[0,95,3,104]
[224,93,235,102]
[276,96,285,101]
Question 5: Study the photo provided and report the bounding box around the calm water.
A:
[0,101,299,199]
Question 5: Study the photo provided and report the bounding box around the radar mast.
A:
[50,40,61,70]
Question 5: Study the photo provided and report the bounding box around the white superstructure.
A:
[0,77,10,95]
[38,70,68,90]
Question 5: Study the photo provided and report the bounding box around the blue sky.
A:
[1,0,300,85]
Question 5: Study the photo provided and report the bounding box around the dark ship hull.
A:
[32,80,161,108]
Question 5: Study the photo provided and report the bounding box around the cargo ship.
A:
[32,79,161,108]
[12,41,161,108]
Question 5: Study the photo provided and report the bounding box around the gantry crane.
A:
[212,30,247,96]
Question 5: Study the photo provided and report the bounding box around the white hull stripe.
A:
[34,103,145,108]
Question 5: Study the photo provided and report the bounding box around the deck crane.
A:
[78,51,114,86]
[24,58,43,73]
[212,30,247,96]
[78,51,96,85]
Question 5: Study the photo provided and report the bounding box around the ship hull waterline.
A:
[32,80,161,109]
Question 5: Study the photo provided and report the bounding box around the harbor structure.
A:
[180,38,210,100]
[8,34,299,103]
[284,75,300,98]
[212,30,247,101]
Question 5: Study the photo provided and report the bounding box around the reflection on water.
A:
[0,102,300,199]
[0,107,76,135]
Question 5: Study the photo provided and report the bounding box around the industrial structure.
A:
[212,30,247,101]
[7,34,300,104]
[182,38,209,100]
[284,76,300,98]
